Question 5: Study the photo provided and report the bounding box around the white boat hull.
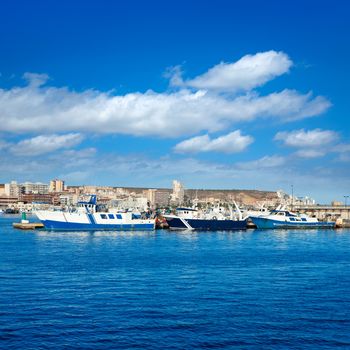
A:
[35,210,155,231]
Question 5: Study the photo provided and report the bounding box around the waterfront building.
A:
[142,188,172,208]
[49,179,65,193]
[0,196,18,208]
[83,185,97,194]
[114,187,130,196]
[22,182,49,194]
[276,190,315,207]
[294,196,316,205]
[144,189,156,207]
[4,181,20,197]
[155,189,171,207]
[66,186,80,195]
[5,181,49,195]
[171,180,184,205]
[0,184,5,196]
[296,204,350,221]
[19,193,52,204]
[96,187,120,199]
[59,194,79,206]
[111,196,149,212]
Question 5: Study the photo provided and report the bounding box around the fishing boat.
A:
[35,195,155,231]
[163,203,247,230]
[250,209,335,229]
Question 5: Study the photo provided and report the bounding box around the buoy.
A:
[21,212,29,224]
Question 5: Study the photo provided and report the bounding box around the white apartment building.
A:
[49,179,65,192]
[59,194,79,206]
[4,181,49,196]
[111,196,149,212]
[22,182,49,194]
[4,181,20,197]
[171,180,184,204]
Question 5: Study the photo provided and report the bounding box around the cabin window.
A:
[108,214,114,219]
[290,217,295,221]
[116,214,122,219]
[100,214,107,219]
[301,218,307,221]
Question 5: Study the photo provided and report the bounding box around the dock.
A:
[12,212,44,230]
[13,222,44,230]
[295,204,350,222]
[335,219,350,228]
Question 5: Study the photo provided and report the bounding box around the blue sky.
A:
[0,0,349,202]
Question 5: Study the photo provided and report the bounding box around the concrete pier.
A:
[13,222,44,230]
[295,205,350,223]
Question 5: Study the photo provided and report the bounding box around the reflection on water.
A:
[35,229,158,242]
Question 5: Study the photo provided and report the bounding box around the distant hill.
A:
[121,186,278,205]
[185,189,278,205]
[67,185,279,206]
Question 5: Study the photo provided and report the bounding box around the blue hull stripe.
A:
[41,220,154,231]
[87,213,96,225]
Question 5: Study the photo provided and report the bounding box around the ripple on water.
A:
[0,218,350,349]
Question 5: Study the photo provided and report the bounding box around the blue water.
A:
[1,216,350,349]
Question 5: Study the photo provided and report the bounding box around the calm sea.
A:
[1,216,350,349]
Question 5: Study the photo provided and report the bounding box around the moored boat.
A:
[250,210,335,229]
[164,204,247,231]
[35,195,155,231]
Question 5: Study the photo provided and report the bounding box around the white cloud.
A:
[60,147,97,158]
[294,149,326,158]
[337,153,350,162]
[164,65,184,87]
[273,128,350,159]
[174,50,292,91]
[274,128,340,158]
[0,51,331,137]
[0,140,9,150]
[23,72,50,87]
[332,144,350,162]
[59,171,91,183]
[236,155,286,169]
[174,130,253,154]
[275,128,338,148]
[10,133,83,156]
[332,143,350,153]
[0,81,330,137]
